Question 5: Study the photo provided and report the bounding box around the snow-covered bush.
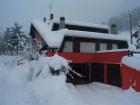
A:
[30,53,82,80]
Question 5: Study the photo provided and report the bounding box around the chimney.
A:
[50,14,54,20]
[111,24,118,34]
[59,17,65,30]
[43,17,46,22]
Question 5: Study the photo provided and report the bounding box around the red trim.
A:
[48,52,128,64]
[104,64,108,83]
[36,35,44,42]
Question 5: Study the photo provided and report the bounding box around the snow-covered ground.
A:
[0,55,140,105]
[72,83,140,105]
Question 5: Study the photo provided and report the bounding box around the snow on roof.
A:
[64,30,128,41]
[32,20,128,48]
[52,17,109,29]
[96,49,128,53]
[32,20,64,48]
[122,54,140,71]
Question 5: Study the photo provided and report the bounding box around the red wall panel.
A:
[121,64,140,92]
[48,52,128,64]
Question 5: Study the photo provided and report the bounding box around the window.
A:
[100,43,107,51]
[80,42,95,53]
[63,41,73,52]
[112,44,118,50]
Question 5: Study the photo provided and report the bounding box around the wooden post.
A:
[88,63,92,82]
[104,64,108,83]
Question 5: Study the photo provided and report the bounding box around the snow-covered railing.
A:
[128,50,140,57]
[96,49,128,53]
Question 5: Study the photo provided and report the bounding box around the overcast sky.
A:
[1,0,140,32]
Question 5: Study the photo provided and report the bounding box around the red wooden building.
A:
[29,16,140,91]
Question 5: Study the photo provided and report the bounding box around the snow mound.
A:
[27,54,84,105]
[28,74,83,105]
[116,87,140,105]
[49,53,69,71]
[0,55,84,105]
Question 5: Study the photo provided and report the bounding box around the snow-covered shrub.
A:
[25,54,84,105]
[48,54,70,75]
[30,53,82,80]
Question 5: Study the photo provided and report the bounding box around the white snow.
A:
[48,53,69,71]
[128,44,136,51]
[32,20,128,48]
[52,17,109,29]
[0,55,140,105]
[27,74,83,105]
[0,55,83,105]
[64,29,128,41]
[72,82,140,105]
[96,49,128,53]
[32,20,64,48]
[122,54,140,71]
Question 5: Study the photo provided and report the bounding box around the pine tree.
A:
[4,22,29,55]
[4,27,13,55]
[0,32,4,55]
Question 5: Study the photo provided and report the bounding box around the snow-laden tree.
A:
[4,22,29,55]
[4,27,15,55]
[108,6,140,32]
[0,32,5,55]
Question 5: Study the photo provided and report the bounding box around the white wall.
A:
[112,44,118,49]
[80,42,95,53]
[63,41,73,52]
[100,43,107,51]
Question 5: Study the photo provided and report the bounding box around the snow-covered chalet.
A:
[29,15,140,92]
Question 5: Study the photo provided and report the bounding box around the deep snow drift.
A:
[0,55,83,105]
[0,55,140,105]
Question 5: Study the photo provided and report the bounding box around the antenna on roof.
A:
[128,11,133,44]
[49,3,53,20]
[49,3,52,15]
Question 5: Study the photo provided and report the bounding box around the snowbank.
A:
[116,87,140,105]
[28,74,83,105]
[0,56,32,105]
[0,55,84,105]
[75,82,140,105]
[27,54,83,105]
